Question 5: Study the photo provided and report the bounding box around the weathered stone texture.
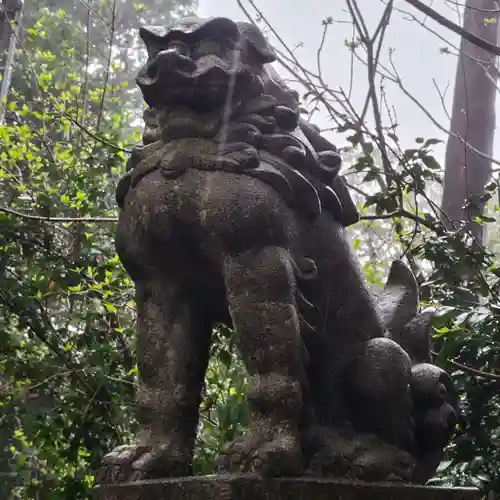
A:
[96,15,460,489]
[94,476,480,500]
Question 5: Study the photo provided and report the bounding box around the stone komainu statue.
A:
[97,17,457,485]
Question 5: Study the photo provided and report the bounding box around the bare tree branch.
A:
[360,209,435,229]
[432,350,500,381]
[0,206,117,223]
[403,0,500,56]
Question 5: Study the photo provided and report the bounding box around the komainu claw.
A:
[96,444,190,484]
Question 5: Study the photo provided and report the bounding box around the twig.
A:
[96,0,117,132]
[275,53,344,126]
[317,22,329,82]
[432,350,500,381]
[63,112,132,153]
[347,22,356,99]
[403,0,500,56]
[77,0,111,32]
[349,49,500,170]
[392,1,462,54]
[239,0,327,108]
[343,0,395,191]
[432,79,452,122]
[360,209,435,229]
[0,206,117,223]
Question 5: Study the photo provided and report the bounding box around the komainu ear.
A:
[139,25,169,46]
[139,17,240,54]
[236,22,277,64]
[377,259,419,337]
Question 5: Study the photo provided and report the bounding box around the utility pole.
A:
[0,0,23,125]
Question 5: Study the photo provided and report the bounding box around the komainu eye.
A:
[192,39,223,59]
[166,41,190,56]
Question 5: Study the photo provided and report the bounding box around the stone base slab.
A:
[93,475,480,500]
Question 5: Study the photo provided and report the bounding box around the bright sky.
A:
[198,0,500,166]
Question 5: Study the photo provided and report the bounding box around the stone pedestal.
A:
[94,475,480,500]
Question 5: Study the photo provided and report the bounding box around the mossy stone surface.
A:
[94,475,480,500]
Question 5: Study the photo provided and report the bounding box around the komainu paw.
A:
[305,427,415,482]
[216,429,302,477]
[96,443,190,484]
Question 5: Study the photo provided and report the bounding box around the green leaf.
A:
[421,154,441,170]
[424,138,443,147]
[104,302,118,314]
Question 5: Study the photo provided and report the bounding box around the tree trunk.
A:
[441,0,499,243]
[0,0,23,124]
[440,0,499,304]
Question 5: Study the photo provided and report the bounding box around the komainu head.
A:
[136,17,276,112]
[129,17,359,226]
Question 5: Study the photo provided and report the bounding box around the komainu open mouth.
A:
[136,18,258,112]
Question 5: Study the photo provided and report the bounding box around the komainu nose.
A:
[136,47,197,107]
[138,49,195,85]
[157,48,196,73]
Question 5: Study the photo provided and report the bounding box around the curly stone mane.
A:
[116,20,356,227]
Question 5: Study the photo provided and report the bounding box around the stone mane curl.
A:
[114,17,359,225]
[117,75,351,225]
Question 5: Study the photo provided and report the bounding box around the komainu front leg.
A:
[217,246,306,476]
[97,280,211,484]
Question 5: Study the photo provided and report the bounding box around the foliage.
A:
[0,1,195,498]
[0,12,136,498]
[194,325,248,475]
[342,131,500,496]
